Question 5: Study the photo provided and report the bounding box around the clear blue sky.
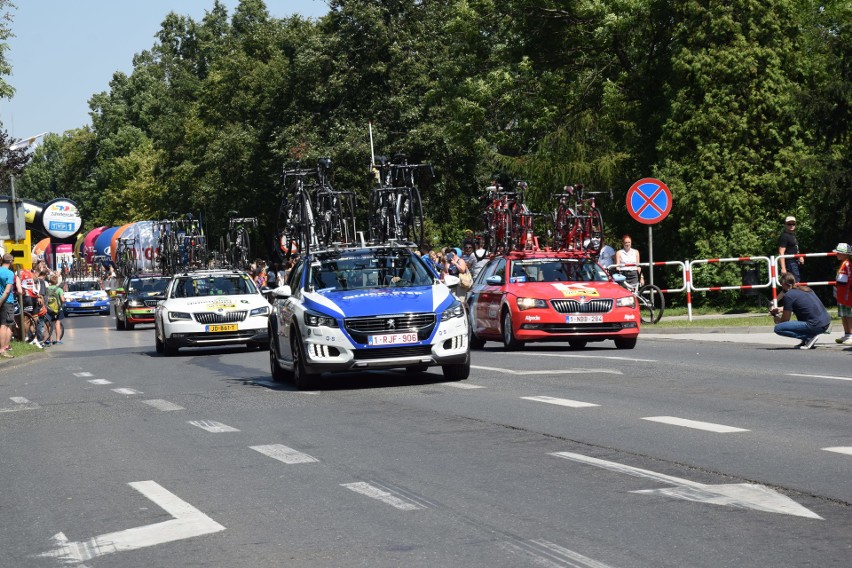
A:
[2,1,328,141]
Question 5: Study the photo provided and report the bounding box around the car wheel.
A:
[155,328,164,354]
[269,335,290,382]
[406,364,429,373]
[292,332,318,390]
[614,337,637,349]
[126,321,135,331]
[501,310,523,350]
[442,362,470,381]
[115,313,126,331]
[469,330,486,350]
[568,339,587,349]
[163,337,179,356]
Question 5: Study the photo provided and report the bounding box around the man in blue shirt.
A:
[1,254,20,358]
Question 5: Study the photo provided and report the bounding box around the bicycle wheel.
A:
[584,208,604,253]
[553,206,575,250]
[368,191,386,243]
[396,188,423,246]
[236,229,250,269]
[638,284,665,324]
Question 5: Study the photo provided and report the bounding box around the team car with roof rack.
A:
[467,250,640,349]
[154,269,270,355]
[268,244,470,389]
[114,274,172,330]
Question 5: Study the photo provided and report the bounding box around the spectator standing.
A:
[461,240,478,278]
[615,235,643,289]
[769,272,831,349]
[778,216,803,282]
[598,240,616,273]
[832,243,852,345]
[1,254,19,358]
[18,265,43,348]
[267,263,279,288]
[45,273,65,345]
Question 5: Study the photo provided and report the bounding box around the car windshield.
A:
[307,249,435,291]
[172,274,258,297]
[510,259,608,283]
[67,281,102,292]
[129,278,171,294]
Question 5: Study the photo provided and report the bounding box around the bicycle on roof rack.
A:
[225,211,257,271]
[551,184,609,254]
[155,213,207,275]
[481,179,537,254]
[115,237,138,278]
[368,153,428,247]
[313,158,357,249]
[277,162,318,262]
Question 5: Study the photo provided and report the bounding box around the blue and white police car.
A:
[268,245,470,389]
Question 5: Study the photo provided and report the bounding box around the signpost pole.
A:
[648,225,654,288]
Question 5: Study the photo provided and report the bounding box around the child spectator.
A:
[832,243,852,345]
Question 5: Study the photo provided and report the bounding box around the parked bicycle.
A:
[615,274,665,324]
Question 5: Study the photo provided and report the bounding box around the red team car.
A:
[466,251,640,350]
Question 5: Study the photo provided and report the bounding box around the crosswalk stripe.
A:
[189,420,240,433]
[642,416,749,433]
[250,444,319,464]
[522,395,599,408]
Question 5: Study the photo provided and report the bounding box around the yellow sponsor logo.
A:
[552,283,600,298]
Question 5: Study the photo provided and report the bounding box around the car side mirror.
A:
[486,275,503,285]
[273,285,292,298]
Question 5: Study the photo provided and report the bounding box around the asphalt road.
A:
[2,314,850,567]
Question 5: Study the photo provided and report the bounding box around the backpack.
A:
[47,286,61,314]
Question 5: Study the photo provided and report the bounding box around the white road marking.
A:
[111,388,142,395]
[823,447,852,456]
[641,416,749,433]
[474,365,622,375]
[550,451,822,519]
[341,482,423,511]
[142,399,184,412]
[252,379,319,393]
[250,444,319,464]
[0,397,39,412]
[522,396,599,408]
[513,351,656,363]
[439,382,485,389]
[188,420,239,433]
[87,379,113,385]
[37,480,225,563]
[73,372,93,377]
[787,372,852,382]
[504,538,616,568]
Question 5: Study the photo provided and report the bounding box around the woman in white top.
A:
[615,235,643,289]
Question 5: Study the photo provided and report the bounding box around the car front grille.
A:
[550,299,613,313]
[353,345,433,360]
[344,313,436,343]
[193,311,248,324]
[144,299,160,307]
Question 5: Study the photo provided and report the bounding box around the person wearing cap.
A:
[832,243,852,345]
[778,216,803,282]
[1,253,20,358]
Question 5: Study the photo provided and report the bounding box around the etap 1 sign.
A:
[626,178,671,225]
[41,198,82,239]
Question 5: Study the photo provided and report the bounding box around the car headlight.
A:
[128,299,144,307]
[168,311,192,322]
[517,297,547,311]
[250,305,270,317]
[441,301,464,321]
[616,296,636,308]
[304,310,338,328]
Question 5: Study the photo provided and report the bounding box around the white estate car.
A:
[268,245,470,389]
[154,269,270,356]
